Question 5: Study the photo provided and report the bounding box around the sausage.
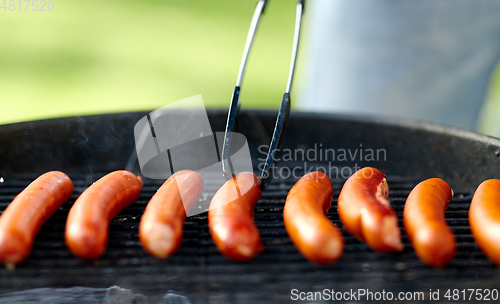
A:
[337,167,403,252]
[469,179,500,266]
[65,170,143,260]
[0,171,73,265]
[208,172,263,261]
[283,171,344,264]
[139,170,203,258]
[403,178,455,267]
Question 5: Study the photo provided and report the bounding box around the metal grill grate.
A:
[0,161,496,302]
[2,111,500,303]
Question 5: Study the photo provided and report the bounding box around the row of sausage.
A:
[289,167,500,268]
[0,168,498,269]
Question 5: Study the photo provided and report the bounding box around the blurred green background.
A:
[0,0,301,124]
[479,65,500,137]
[1,0,500,137]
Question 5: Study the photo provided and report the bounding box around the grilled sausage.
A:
[140,170,203,258]
[337,167,403,252]
[65,170,143,260]
[0,171,73,265]
[208,172,263,261]
[469,179,500,266]
[403,178,455,267]
[284,171,344,264]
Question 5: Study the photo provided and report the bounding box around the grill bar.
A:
[0,165,495,302]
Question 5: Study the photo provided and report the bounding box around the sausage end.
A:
[413,225,455,267]
[0,229,32,264]
[382,216,404,252]
[65,221,108,260]
[309,237,344,265]
[141,222,180,259]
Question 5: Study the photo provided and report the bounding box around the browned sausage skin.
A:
[0,171,73,265]
[208,172,263,261]
[65,170,143,260]
[337,167,403,253]
[403,178,455,267]
[284,171,344,264]
[140,170,203,258]
[469,179,500,266]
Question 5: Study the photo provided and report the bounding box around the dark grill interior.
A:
[1,111,500,303]
[0,164,497,303]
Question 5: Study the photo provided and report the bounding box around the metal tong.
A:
[221,0,305,189]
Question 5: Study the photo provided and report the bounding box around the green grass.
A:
[478,65,500,137]
[0,0,299,125]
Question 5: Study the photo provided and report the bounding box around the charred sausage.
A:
[284,171,344,264]
[0,171,73,265]
[65,170,143,260]
[469,179,500,266]
[140,170,203,258]
[337,167,403,253]
[208,172,263,261]
[403,178,455,267]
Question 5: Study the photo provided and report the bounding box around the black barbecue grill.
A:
[1,111,500,303]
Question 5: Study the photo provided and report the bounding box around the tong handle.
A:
[285,0,304,95]
[222,86,241,180]
[222,0,268,180]
[222,0,304,187]
[236,0,268,88]
[260,92,291,188]
[259,0,304,189]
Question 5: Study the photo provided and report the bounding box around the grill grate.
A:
[0,161,497,302]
